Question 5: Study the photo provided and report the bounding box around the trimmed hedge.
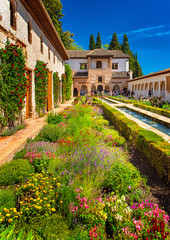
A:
[108,96,136,104]
[134,103,170,118]
[94,98,170,181]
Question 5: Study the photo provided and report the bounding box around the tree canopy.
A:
[108,33,121,50]
[89,34,96,50]
[42,0,81,50]
[96,33,102,49]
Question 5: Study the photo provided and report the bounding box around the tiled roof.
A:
[74,72,88,77]
[112,71,130,78]
[67,50,91,58]
[67,49,130,59]
[20,0,69,60]
[128,68,170,82]
[87,49,113,57]
[109,50,130,58]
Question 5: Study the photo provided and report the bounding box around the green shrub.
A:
[0,189,16,212]
[46,112,64,124]
[102,161,141,196]
[35,124,65,142]
[0,159,34,186]
[29,214,70,240]
[0,124,27,137]
[14,148,27,159]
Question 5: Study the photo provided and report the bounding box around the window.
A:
[53,53,55,63]
[28,21,32,44]
[10,1,16,30]
[40,36,43,54]
[48,46,50,60]
[112,63,118,69]
[80,63,87,70]
[96,61,102,68]
[98,77,102,83]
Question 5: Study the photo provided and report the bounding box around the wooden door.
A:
[47,71,52,111]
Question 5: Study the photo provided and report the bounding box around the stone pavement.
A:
[0,99,74,166]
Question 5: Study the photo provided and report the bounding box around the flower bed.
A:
[0,103,169,239]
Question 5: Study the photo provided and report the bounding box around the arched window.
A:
[10,1,16,30]
[28,21,32,44]
[40,36,43,54]
[96,61,102,68]
[98,77,102,83]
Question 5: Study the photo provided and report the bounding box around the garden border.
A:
[94,98,170,183]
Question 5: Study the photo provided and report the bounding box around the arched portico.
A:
[80,85,88,95]
[97,85,103,92]
[113,85,120,95]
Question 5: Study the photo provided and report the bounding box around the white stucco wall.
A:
[65,59,88,72]
[128,73,170,102]
[90,59,108,69]
[0,0,66,117]
[112,58,129,72]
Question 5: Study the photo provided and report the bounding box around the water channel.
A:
[118,107,170,136]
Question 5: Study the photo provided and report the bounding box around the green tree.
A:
[121,33,130,54]
[89,34,96,50]
[96,32,102,49]
[133,53,143,78]
[108,33,121,50]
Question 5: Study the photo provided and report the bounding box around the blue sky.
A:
[61,0,170,75]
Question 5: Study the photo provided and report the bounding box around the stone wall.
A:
[0,0,66,118]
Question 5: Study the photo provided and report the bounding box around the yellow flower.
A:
[0,218,4,222]
[6,213,10,217]
[51,208,55,212]
[46,204,50,207]
[8,219,12,223]
[60,201,63,204]
[57,183,61,187]
[53,178,57,181]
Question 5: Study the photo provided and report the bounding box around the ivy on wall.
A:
[34,60,48,114]
[65,64,72,101]
[61,73,66,103]
[0,41,27,130]
[53,72,60,107]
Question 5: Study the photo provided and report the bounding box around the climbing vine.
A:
[65,64,73,101]
[53,72,60,107]
[34,60,48,114]
[0,40,27,131]
[61,73,66,103]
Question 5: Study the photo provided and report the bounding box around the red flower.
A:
[3,50,7,53]
[12,64,14,68]
[17,73,20,76]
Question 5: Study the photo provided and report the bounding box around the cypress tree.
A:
[96,32,102,49]
[121,33,130,54]
[108,33,121,50]
[89,34,96,50]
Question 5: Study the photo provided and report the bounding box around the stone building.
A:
[0,0,69,118]
[66,49,132,96]
[128,68,170,102]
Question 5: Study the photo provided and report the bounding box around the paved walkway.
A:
[104,97,170,143]
[0,99,74,166]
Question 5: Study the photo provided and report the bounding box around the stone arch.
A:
[105,85,109,93]
[145,83,148,91]
[73,88,78,97]
[96,61,102,68]
[97,85,103,92]
[10,1,16,30]
[160,81,165,98]
[91,85,96,92]
[113,85,120,95]
[80,85,88,95]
